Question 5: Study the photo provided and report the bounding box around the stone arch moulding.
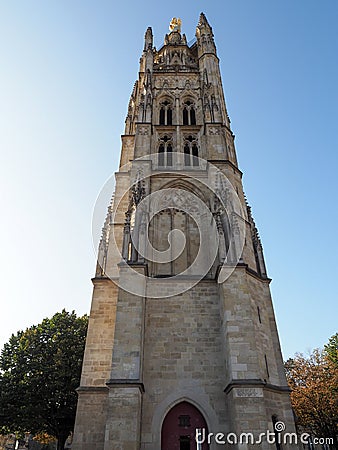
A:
[159,179,207,206]
[157,92,175,103]
[181,93,198,104]
[151,391,220,450]
[157,95,175,126]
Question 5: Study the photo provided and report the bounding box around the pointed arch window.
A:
[182,100,196,125]
[159,100,173,125]
[158,135,173,167]
[183,135,199,167]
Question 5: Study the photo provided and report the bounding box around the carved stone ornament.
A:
[234,388,263,398]
[159,189,200,217]
[131,171,146,206]
[209,126,221,136]
[124,137,134,148]
[138,126,149,136]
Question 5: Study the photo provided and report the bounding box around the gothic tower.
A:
[73,14,298,450]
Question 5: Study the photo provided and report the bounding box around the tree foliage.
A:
[285,340,338,447]
[0,310,88,450]
[325,333,338,368]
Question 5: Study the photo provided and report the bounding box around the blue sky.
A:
[0,1,337,359]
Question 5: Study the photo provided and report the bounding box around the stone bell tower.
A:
[73,14,298,450]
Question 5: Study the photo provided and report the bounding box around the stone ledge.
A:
[91,277,115,284]
[206,158,242,176]
[224,379,291,395]
[106,379,145,393]
[76,386,109,394]
[218,262,272,283]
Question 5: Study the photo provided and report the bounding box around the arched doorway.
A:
[161,401,209,450]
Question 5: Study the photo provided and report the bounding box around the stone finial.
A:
[196,12,216,55]
[197,12,211,30]
[144,26,153,51]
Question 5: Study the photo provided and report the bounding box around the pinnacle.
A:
[198,12,210,27]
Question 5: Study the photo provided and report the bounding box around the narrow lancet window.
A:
[184,144,190,166]
[192,144,198,166]
[182,100,196,125]
[158,135,173,167]
[167,144,173,166]
[159,108,165,125]
[183,135,199,167]
[190,108,196,125]
[159,100,173,125]
[183,108,189,125]
[158,144,165,166]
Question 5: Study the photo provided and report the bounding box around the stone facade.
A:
[73,14,299,450]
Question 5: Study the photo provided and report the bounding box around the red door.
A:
[161,401,209,450]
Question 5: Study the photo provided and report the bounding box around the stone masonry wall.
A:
[141,280,228,450]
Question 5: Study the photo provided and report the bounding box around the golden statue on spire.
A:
[169,17,182,33]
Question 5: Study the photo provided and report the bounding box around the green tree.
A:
[0,310,88,450]
[285,346,338,448]
[325,333,338,368]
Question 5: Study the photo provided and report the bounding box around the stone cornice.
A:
[76,386,108,394]
[237,262,271,283]
[92,266,271,285]
[216,263,271,284]
[224,379,291,395]
[208,159,242,176]
[91,276,114,285]
[106,379,145,393]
